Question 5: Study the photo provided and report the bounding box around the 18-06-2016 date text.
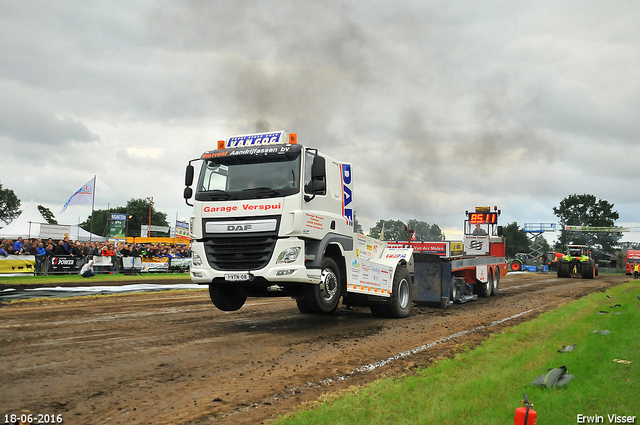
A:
[4,413,63,424]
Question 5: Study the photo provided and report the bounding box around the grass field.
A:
[275,280,640,425]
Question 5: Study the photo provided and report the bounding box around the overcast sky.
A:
[1,1,639,243]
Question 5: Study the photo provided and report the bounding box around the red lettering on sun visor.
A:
[203,203,282,213]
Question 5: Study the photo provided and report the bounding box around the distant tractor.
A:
[556,245,597,279]
[509,253,539,272]
[509,251,562,272]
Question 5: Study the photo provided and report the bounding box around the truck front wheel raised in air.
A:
[209,284,247,311]
[302,257,341,314]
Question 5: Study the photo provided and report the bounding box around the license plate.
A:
[224,273,252,282]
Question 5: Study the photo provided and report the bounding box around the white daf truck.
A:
[183,130,507,318]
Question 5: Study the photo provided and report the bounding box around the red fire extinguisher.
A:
[514,393,537,425]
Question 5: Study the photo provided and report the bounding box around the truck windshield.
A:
[196,146,302,201]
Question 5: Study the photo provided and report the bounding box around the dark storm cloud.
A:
[1,0,639,239]
[145,0,399,143]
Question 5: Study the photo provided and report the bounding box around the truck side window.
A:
[304,152,326,196]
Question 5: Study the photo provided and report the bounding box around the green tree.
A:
[502,222,530,258]
[407,219,445,241]
[553,194,621,253]
[0,183,21,225]
[368,219,444,241]
[79,198,169,237]
[124,198,169,237]
[368,219,408,241]
[38,205,58,224]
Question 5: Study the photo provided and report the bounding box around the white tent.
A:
[0,200,105,241]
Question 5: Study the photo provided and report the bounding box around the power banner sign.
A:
[48,256,84,273]
[0,255,36,274]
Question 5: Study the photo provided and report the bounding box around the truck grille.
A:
[203,235,277,271]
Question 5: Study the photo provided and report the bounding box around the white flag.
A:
[60,178,94,213]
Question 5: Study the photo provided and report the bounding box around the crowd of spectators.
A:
[0,236,190,259]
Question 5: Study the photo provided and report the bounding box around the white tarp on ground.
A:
[0,284,202,301]
[0,200,105,241]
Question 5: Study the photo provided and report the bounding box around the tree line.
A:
[0,183,168,237]
[1,182,636,254]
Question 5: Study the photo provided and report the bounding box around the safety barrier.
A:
[0,254,190,276]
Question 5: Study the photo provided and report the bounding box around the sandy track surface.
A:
[0,273,629,424]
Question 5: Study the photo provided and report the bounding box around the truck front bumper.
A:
[189,238,321,285]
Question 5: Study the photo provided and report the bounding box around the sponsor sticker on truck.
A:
[226,131,284,148]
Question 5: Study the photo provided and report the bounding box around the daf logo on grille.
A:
[227,224,252,232]
[206,219,277,234]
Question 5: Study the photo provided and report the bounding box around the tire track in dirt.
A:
[0,273,629,424]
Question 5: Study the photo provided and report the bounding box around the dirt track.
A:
[0,273,629,424]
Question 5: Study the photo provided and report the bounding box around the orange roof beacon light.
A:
[289,133,297,144]
[217,140,225,150]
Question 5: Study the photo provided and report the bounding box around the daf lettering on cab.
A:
[184,131,508,317]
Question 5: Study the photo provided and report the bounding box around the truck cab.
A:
[184,130,354,313]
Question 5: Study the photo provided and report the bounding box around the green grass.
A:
[0,272,190,286]
[275,281,640,425]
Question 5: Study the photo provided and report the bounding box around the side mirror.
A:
[311,156,326,180]
[183,187,193,200]
[304,156,327,202]
[311,180,326,193]
[185,164,194,186]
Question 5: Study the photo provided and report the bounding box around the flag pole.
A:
[89,175,96,242]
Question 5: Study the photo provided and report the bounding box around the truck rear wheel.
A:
[388,266,412,318]
[302,257,341,314]
[451,280,459,302]
[491,268,500,296]
[209,284,247,311]
[477,269,492,298]
[371,266,412,318]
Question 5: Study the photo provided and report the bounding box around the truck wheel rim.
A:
[320,269,338,301]
[398,278,410,309]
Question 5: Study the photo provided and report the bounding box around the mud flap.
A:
[412,253,451,308]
